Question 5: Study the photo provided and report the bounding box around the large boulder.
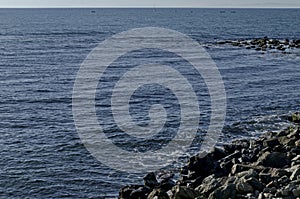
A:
[257,152,290,168]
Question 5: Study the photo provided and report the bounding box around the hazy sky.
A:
[0,0,299,8]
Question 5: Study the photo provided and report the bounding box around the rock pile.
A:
[119,114,300,199]
[217,37,300,53]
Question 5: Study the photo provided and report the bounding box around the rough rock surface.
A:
[119,113,300,199]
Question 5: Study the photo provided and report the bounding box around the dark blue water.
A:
[0,8,299,198]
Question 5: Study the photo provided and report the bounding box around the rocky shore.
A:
[216,37,300,53]
[119,113,300,199]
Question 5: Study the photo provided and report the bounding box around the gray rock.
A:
[292,187,300,197]
[172,185,201,199]
[147,189,169,199]
[231,164,263,175]
[208,183,236,199]
[288,112,300,123]
[246,177,263,191]
[290,165,300,181]
[144,172,158,189]
[195,175,221,196]
[130,186,151,199]
[275,189,290,197]
[236,181,253,194]
[119,185,144,199]
[257,152,290,168]
[258,192,265,199]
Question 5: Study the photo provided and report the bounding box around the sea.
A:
[0,8,299,198]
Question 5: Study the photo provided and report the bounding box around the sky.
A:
[0,0,299,8]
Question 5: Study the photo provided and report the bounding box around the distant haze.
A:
[0,0,299,8]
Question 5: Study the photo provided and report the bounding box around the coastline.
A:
[119,113,300,199]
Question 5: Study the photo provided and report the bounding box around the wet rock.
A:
[160,178,176,191]
[255,47,261,51]
[288,112,300,123]
[187,153,219,180]
[144,172,158,189]
[119,185,145,199]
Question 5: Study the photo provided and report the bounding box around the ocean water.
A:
[0,8,299,198]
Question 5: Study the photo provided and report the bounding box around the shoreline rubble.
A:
[216,37,300,53]
[119,113,300,199]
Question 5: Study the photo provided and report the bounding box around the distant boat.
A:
[91,10,96,13]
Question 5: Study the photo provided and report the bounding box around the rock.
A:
[220,160,234,174]
[275,189,290,197]
[278,175,290,184]
[120,118,300,199]
[144,172,158,189]
[195,175,221,196]
[187,153,219,180]
[147,189,169,199]
[269,168,290,179]
[255,47,262,51]
[119,185,144,199]
[263,138,280,148]
[130,186,151,199]
[231,164,263,175]
[208,183,236,199]
[160,178,176,191]
[266,181,278,188]
[188,176,204,189]
[236,181,253,194]
[211,147,227,160]
[245,177,263,191]
[232,42,240,46]
[259,173,272,184]
[235,169,258,179]
[292,155,300,163]
[269,186,277,194]
[295,140,300,147]
[257,152,290,168]
[292,187,300,197]
[290,165,300,181]
[217,41,227,45]
[172,185,201,199]
[258,192,265,199]
[289,112,300,123]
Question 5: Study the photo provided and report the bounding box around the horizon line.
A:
[0,6,299,9]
